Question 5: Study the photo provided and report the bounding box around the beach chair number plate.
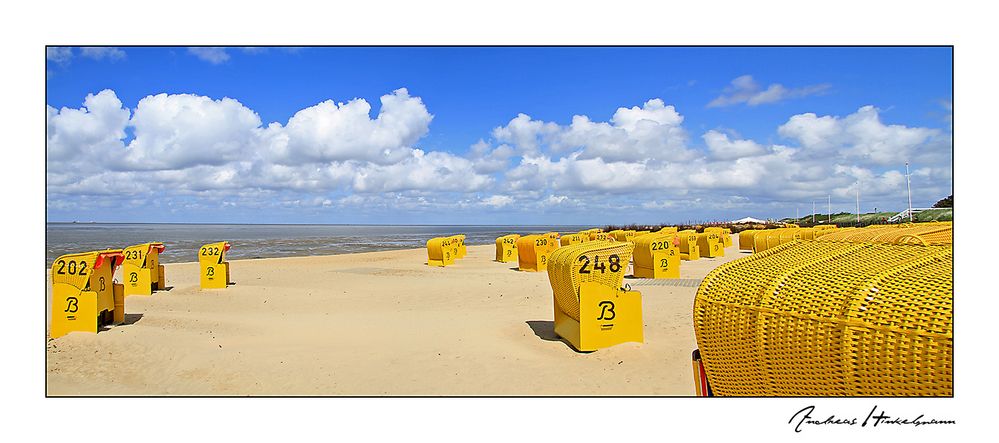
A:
[55,259,88,276]
[650,241,671,251]
[577,254,622,274]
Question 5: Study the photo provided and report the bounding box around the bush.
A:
[933,195,953,208]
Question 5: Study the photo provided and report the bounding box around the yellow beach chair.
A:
[121,242,166,296]
[50,249,125,338]
[548,241,643,351]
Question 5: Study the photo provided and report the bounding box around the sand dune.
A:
[46,241,745,396]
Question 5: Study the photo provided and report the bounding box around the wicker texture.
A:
[495,234,520,261]
[816,224,952,245]
[517,235,547,269]
[547,241,634,322]
[632,232,676,266]
[738,230,758,250]
[693,240,952,396]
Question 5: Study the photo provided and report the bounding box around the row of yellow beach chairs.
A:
[50,241,231,339]
[492,227,730,274]
[737,221,953,253]
[450,227,732,352]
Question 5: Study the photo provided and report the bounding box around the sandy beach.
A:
[46,240,745,396]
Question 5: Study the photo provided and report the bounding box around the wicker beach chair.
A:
[121,242,166,296]
[548,241,642,351]
[50,249,125,338]
[692,241,952,396]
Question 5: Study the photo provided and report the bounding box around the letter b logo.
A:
[64,296,79,313]
[597,301,616,320]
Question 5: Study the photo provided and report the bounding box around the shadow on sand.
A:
[526,320,589,353]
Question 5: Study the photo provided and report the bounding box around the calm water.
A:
[45,223,591,267]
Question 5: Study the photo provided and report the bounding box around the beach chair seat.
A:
[495,234,520,263]
[543,232,561,252]
[559,232,586,247]
[589,232,610,242]
[697,232,724,258]
[50,249,125,338]
[199,241,231,289]
[777,228,801,245]
[632,232,680,279]
[517,234,551,272]
[427,237,456,267]
[704,227,732,248]
[693,241,952,396]
[764,229,784,250]
[121,242,166,296]
[676,230,700,260]
[547,241,642,351]
[737,229,758,251]
[451,234,467,259]
[609,230,637,242]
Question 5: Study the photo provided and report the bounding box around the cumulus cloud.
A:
[778,105,944,165]
[269,88,433,165]
[495,102,949,213]
[492,98,694,163]
[468,140,516,174]
[188,47,230,64]
[702,130,767,160]
[708,75,830,107]
[351,149,491,193]
[492,114,559,155]
[47,88,490,205]
[46,90,130,166]
[481,195,514,208]
[119,93,263,170]
[47,89,952,222]
[46,47,73,64]
[80,47,126,61]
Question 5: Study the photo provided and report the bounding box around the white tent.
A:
[731,217,766,224]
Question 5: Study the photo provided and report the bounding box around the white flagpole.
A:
[905,162,913,222]
[828,195,831,223]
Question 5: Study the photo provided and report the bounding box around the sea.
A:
[45,223,592,267]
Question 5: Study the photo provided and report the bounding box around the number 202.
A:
[56,259,88,276]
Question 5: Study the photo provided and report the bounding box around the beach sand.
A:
[46,240,745,396]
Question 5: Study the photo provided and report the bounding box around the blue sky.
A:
[46,46,952,224]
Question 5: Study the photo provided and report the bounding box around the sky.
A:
[45,46,953,225]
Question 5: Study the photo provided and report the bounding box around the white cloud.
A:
[492,113,559,155]
[187,47,230,64]
[46,89,952,221]
[468,140,516,173]
[351,149,491,193]
[270,88,432,165]
[493,98,694,163]
[544,195,568,205]
[481,195,514,207]
[46,47,73,64]
[778,105,944,166]
[702,130,767,160]
[120,93,263,170]
[46,88,487,201]
[46,90,130,166]
[708,75,830,107]
[80,47,126,61]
